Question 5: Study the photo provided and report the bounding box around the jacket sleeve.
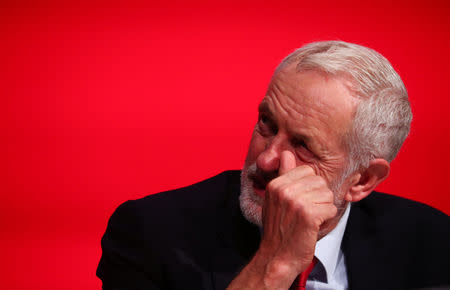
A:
[97,200,164,290]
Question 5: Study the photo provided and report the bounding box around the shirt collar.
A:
[314,203,351,283]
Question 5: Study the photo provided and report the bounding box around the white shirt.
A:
[307,204,351,290]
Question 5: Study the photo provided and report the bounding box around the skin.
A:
[228,65,390,289]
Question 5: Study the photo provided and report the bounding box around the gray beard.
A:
[239,163,264,226]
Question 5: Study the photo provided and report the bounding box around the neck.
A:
[317,201,349,240]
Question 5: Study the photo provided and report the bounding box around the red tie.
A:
[295,257,318,290]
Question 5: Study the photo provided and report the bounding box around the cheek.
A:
[314,158,346,185]
[245,132,266,165]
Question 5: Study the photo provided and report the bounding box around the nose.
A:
[256,133,291,173]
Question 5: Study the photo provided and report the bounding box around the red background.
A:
[2,1,450,289]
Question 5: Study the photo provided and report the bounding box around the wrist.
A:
[250,251,300,289]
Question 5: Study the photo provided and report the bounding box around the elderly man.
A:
[97,41,450,290]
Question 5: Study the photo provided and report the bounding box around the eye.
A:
[257,114,277,136]
[291,138,307,149]
[292,138,315,161]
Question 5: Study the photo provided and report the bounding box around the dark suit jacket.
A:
[97,170,450,290]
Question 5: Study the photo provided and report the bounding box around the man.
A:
[97,41,450,290]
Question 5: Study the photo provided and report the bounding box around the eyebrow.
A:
[258,101,313,146]
[258,102,273,117]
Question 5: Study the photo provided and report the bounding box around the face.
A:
[240,65,357,227]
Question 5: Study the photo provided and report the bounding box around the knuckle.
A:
[301,204,313,217]
[305,175,325,187]
[283,194,303,213]
[314,176,327,188]
[325,205,338,219]
[301,165,315,176]
[324,189,334,200]
[279,184,295,201]
[266,179,279,193]
[330,205,338,216]
[291,198,305,212]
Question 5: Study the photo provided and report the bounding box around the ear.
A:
[344,158,390,202]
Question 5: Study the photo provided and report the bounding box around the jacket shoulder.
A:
[347,192,450,288]
[356,191,449,225]
[353,192,449,241]
[130,170,240,219]
[105,170,241,245]
[97,170,242,288]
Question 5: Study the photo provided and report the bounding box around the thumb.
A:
[279,151,296,175]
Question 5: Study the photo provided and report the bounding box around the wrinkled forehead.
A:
[275,62,359,96]
[264,66,359,144]
[269,65,359,114]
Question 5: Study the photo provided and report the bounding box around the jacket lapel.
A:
[342,197,399,290]
[342,201,379,290]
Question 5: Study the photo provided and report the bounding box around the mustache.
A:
[246,164,278,187]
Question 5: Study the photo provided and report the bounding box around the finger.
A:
[279,165,316,184]
[279,150,296,175]
[313,203,338,222]
[284,182,334,203]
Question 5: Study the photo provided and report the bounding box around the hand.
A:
[228,151,337,289]
[259,150,337,282]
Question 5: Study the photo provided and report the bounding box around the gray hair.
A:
[277,41,412,175]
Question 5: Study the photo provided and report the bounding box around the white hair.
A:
[277,41,412,175]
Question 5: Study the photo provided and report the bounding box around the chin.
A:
[239,164,264,227]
